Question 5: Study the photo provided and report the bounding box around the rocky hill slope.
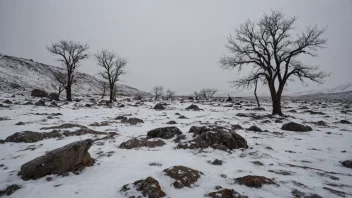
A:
[0,53,149,96]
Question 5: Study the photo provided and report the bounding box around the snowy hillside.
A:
[0,53,150,96]
[294,82,352,96]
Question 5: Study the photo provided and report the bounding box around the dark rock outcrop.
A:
[235,175,276,188]
[5,131,62,143]
[163,165,203,188]
[31,89,48,97]
[341,160,352,168]
[247,125,263,132]
[121,177,166,198]
[281,122,312,132]
[154,103,165,110]
[147,127,182,139]
[166,120,177,124]
[0,184,21,196]
[121,117,144,125]
[35,100,46,106]
[18,139,94,180]
[119,138,166,149]
[3,99,12,104]
[48,93,59,101]
[177,130,248,151]
[207,188,248,198]
[186,104,200,111]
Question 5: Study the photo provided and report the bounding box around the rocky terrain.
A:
[0,92,351,198]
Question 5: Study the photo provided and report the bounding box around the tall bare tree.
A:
[95,50,127,103]
[220,10,329,115]
[152,86,164,100]
[51,71,67,99]
[47,40,89,101]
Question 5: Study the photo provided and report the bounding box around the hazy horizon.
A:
[1,0,351,96]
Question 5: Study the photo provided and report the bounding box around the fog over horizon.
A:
[1,0,351,96]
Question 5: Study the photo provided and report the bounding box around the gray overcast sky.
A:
[1,0,351,95]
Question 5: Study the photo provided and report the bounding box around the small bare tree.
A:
[220,10,329,115]
[95,50,127,103]
[51,71,67,99]
[193,91,199,100]
[152,86,164,100]
[199,88,218,99]
[47,40,89,101]
[100,81,109,99]
[165,89,176,100]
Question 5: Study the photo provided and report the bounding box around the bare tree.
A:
[95,50,127,103]
[199,88,218,99]
[220,10,329,115]
[47,40,89,101]
[51,71,67,99]
[165,89,176,100]
[152,86,164,100]
[253,78,260,107]
[100,81,109,99]
[193,91,199,100]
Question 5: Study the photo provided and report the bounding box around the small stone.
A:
[211,159,223,165]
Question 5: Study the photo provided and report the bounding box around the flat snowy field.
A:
[0,93,351,198]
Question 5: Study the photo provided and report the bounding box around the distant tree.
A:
[152,86,164,100]
[47,40,89,101]
[100,81,109,99]
[193,91,199,100]
[51,71,67,99]
[95,50,127,103]
[220,10,329,115]
[199,88,218,99]
[165,89,176,100]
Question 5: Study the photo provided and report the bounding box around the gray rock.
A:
[31,89,48,97]
[147,127,182,139]
[35,100,46,106]
[247,125,263,132]
[18,139,94,180]
[281,122,312,132]
[154,103,165,110]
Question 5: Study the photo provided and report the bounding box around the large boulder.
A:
[147,127,182,139]
[121,177,166,198]
[18,139,94,180]
[177,129,248,151]
[163,165,203,188]
[31,89,48,98]
[119,138,166,149]
[281,122,312,132]
[48,93,59,101]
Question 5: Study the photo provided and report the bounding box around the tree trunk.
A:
[272,95,282,115]
[109,84,114,103]
[268,82,283,116]
[66,83,72,101]
[254,79,260,107]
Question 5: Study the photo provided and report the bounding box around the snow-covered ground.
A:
[0,93,351,198]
